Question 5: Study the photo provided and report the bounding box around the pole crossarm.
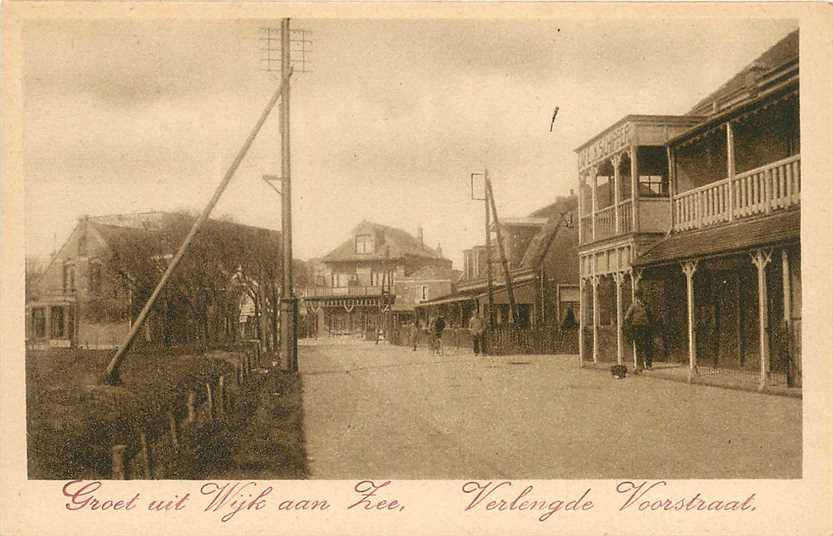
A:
[101,68,294,385]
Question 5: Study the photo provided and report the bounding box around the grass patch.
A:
[27,346,241,479]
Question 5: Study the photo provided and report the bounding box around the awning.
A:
[415,279,537,309]
[633,209,799,268]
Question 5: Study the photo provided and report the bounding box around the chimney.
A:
[436,242,443,257]
[417,226,424,246]
[744,62,767,98]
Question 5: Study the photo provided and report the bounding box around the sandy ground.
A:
[299,338,801,479]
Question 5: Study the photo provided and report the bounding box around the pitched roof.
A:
[633,210,799,267]
[520,196,578,269]
[688,30,798,115]
[89,214,281,260]
[405,264,454,280]
[322,220,445,262]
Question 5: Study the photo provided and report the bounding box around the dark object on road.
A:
[611,364,627,379]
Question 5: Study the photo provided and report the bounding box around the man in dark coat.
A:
[624,289,654,372]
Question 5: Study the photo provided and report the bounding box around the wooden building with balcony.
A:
[300,221,452,336]
[576,115,703,365]
[577,29,801,390]
[633,30,800,390]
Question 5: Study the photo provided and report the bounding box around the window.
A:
[421,285,428,301]
[51,306,65,338]
[89,260,102,294]
[32,308,46,338]
[638,175,668,197]
[355,234,374,254]
[63,263,76,293]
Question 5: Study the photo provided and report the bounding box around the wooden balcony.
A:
[618,200,633,233]
[301,286,384,298]
[593,205,616,241]
[580,199,634,244]
[673,154,800,231]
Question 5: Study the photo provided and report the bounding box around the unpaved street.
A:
[300,339,801,479]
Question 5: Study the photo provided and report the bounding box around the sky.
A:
[22,17,798,269]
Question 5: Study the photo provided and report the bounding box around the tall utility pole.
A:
[484,169,495,336]
[471,170,494,353]
[102,69,293,384]
[485,174,519,325]
[279,18,298,373]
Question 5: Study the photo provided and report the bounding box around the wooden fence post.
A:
[139,431,153,479]
[167,411,179,450]
[112,444,127,480]
[206,383,215,421]
[235,364,241,386]
[186,390,197,425]
[217,375,226,419]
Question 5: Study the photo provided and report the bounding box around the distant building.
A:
[416,194,579,330]
[299,221,453,335]
[26,212,282,350]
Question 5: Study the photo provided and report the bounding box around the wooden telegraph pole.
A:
[471,170,494,354]
[279,18,299,373]
[485,174,519,325]
[102,68,294,385]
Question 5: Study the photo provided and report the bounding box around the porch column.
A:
[613,271,625,365]
[782,248,793,387]
[590,275,600,365]
[630,268,642,369]
[629,146,640,231]
[681,261,698,383]
[781,249,791,327]
[578,277,585,367]
[590,167,598,241]
[667,146,676,228]
[751,249,773,391]
[578,176,585,243]
[726,121,736,222]
[612,154,622,233]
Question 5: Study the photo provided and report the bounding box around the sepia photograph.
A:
[16,13,803,486]
[17,14,808,484]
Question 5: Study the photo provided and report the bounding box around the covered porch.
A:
[634,210,801,390]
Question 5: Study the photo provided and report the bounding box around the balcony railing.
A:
[618,199,633,233]
[593,205,616,240]
[301,286,384,298]
[673,154,800,232]
[580,214,592,241]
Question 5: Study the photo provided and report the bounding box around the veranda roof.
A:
[632,210,799,268]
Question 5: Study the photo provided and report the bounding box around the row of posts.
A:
[579,246,792,391]
[111,346,259,479]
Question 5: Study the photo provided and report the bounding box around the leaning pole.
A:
[102,68,294,385]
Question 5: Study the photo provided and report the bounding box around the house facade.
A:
[577,30,801,389]
[299,221,453,336]
[26,212,283,351]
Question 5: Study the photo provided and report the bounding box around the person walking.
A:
[469,312,485,355]
[432,315,446,356]
[624,289,654,373]
[410,321,419,351]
